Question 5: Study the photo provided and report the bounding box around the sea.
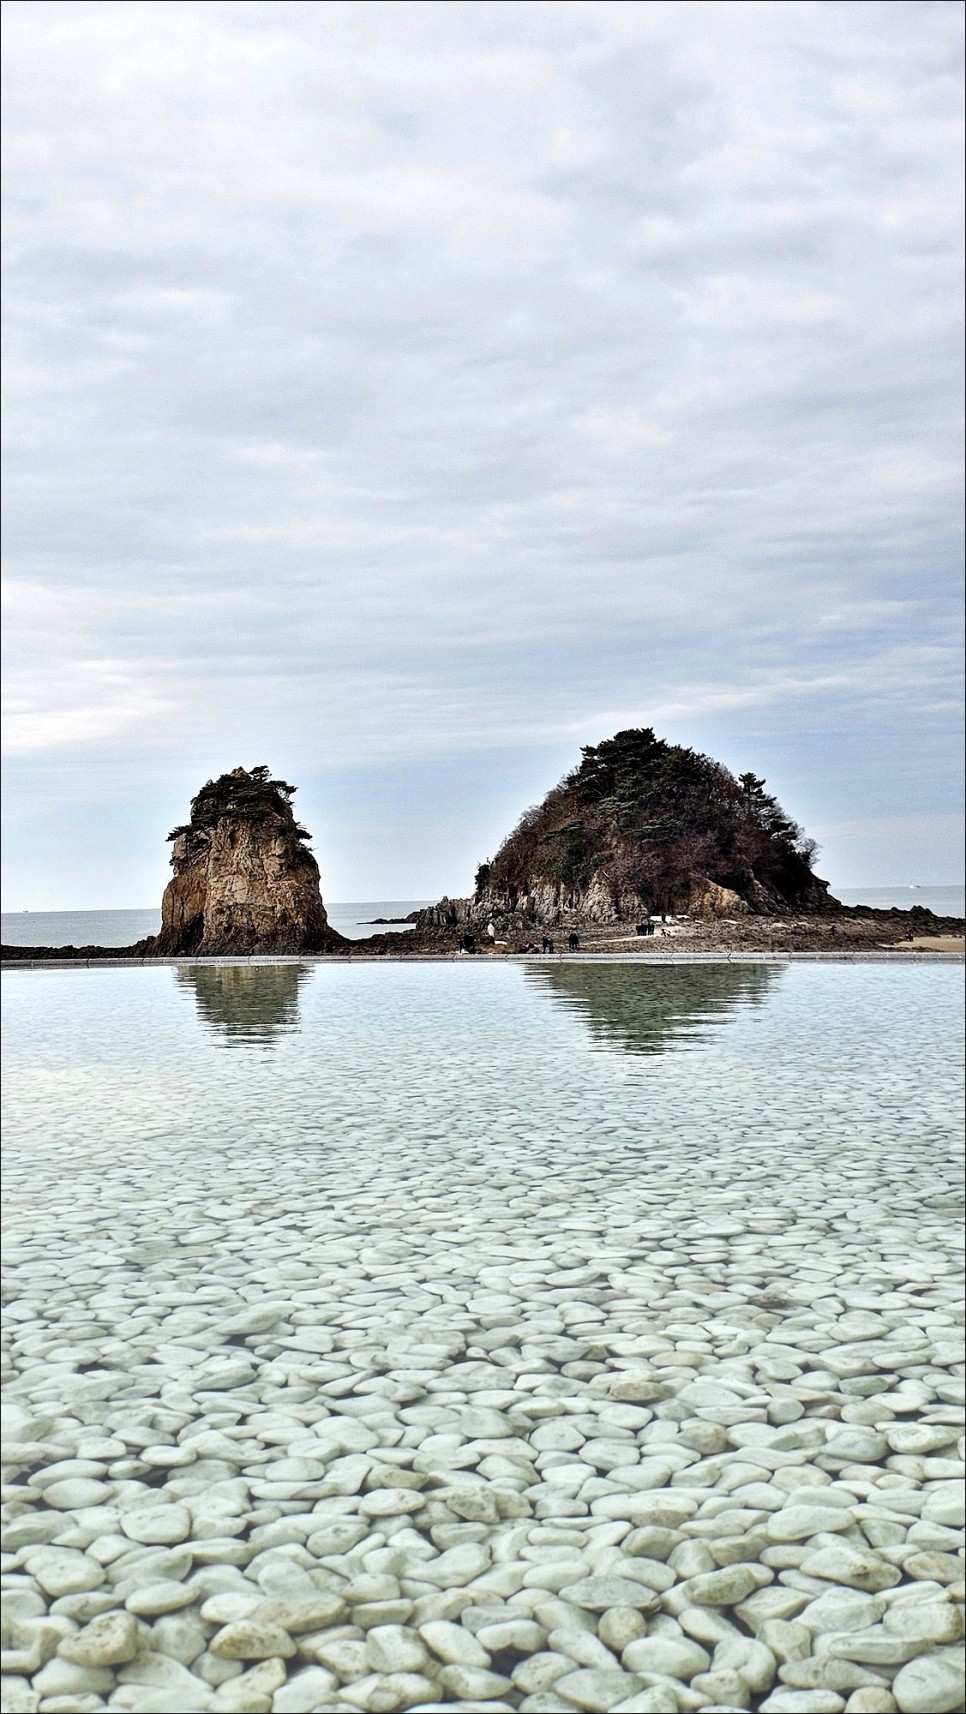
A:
[0,900,434,948]
[1,887,961,948]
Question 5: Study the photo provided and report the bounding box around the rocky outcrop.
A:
[416,727,842,933]
[150,766,344,956]
[687,879,749,920]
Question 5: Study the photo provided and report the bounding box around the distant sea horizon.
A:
[0,901,435,948]
[1,887,963,949]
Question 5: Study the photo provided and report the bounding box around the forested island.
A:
[3,739,962,960]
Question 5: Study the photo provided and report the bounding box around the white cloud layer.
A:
[1,0,963,901]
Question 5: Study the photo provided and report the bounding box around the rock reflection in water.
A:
[526,960,781,1056]
[176,962,310,1044]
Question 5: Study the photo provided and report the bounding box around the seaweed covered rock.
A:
[151,766,344,955]
[422,728,839,931]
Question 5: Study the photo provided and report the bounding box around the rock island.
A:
[2,739,962,960]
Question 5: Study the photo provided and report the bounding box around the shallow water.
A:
[2,962,963,1713]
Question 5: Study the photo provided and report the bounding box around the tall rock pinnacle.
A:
[154,766,344,956]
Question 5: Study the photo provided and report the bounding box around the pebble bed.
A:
[1,960,964,1714]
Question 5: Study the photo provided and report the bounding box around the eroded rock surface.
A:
[153,766,344,956]
[418,728,840,934]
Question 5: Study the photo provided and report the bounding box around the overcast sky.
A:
[2,0,963,908]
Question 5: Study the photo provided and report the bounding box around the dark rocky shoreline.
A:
[3,905,963,963]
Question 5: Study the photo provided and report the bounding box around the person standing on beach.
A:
[487,920,496,942]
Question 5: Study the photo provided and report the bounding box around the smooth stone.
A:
[901,1550,962,1584]
[364,1624,430,1673]
[547,1626,618,1671]
[767,1507,855,1542]
[680,1565,766,1606]
[150,1612,209,1666]
[611,1691,680,1714]
[200,1594,263,1625]
[140,1444,198,1466]
[272,1667,342,1711]
[209,1657,287,1711]
[0,1679,39,1713]
[892,1655,965,1713]
[883,1601,962,1646]
[841,1693,898,1713]
[25,1550,105,1598]
[595,1492,697,1527]
[759,1617,813,1662]
[476,1617,546,1653]
[437,1663,514,1699]
[114,1547,194,1588]
[353,1599,415,1629]
[622,1635,711,1678]
[305,1519,369,1555]
[760,1693,847,1712]
[358,1490,426,1517]
[800,1545,900,1592]
[690,1666,753,1706]
[886,1426,960,1454]
[417,1542,490,1585]
[126,1580,198,1615]
[821,1629,921,1666]
[821,1432,889,1465]
[312,1635,369,1677]
[58,1610,140,1667]
[561,1576,661,1612]
[2,1515,65,1551]
[39,1479,114,1511]
[220,1304,294,1336]
[598,1607,649,1652]
[713,1636,778,1693]
[418,1618,490,1666]
[553,1667,645,1709]
[116,1649,214,1696]
[120,1504,192,1545]
[623,1526,685,1561]
[799,1591,886,1634]
[254,1592,346,1632]
[209,1620,297,1660]
[784,1656,899,1691]
[340,1670,439,1708]
[444,1483,500,1524]
[921,1488,964,1528]
[29,1658,116,1698]
[511,1651,575,1693]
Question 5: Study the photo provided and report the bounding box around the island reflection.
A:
[176,962,310,1045]
[525,959,781,1056]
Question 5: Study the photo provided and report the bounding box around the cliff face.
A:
[419,728,838,932]
[153,766,344,956]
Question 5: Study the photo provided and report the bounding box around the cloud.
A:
[1,0,963,897]
[580,409,672,450]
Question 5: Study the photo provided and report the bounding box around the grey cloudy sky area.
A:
[2,0,963,908]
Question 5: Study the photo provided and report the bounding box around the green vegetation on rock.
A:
[168,764,311,846]
[477,727,832,917]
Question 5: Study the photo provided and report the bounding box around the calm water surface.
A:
[0,901,432,947]
[3,961,962,1147]
[2,960,963,1713]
